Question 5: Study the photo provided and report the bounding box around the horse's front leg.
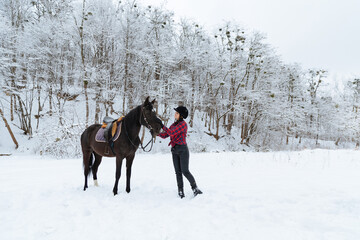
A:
[113,155,124,195]
[126,154,135,193]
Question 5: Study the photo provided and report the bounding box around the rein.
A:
[123,106,155,152]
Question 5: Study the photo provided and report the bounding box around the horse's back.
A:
[81,124,101,149]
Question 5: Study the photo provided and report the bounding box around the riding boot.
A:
[192,184,203,196]
[178,188,185,199]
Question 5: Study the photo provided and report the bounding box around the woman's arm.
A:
[158,131,169,139]
[162,121,187,137]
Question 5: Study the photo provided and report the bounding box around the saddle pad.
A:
[95,122,122,143]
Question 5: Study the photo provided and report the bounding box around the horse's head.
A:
[141,96,162,138]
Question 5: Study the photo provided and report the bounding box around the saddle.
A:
[101,116,124,142]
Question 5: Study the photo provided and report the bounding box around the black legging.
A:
[171,144,196,189]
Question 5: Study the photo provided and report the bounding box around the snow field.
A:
[1,150,360,240]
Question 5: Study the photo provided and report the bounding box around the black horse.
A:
[81,97,162,195]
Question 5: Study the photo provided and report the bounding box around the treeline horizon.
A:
[0,0,359,154]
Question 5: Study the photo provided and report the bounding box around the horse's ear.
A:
[151,99,156,105]
[144,96,150,105]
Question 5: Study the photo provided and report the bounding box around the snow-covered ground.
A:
[1,150,360,240]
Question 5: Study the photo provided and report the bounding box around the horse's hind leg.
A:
[83,151,93,191]
[92,153,102,186]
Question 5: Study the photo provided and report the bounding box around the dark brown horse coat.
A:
[81,97,162,195]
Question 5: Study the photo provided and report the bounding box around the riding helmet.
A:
[174,106,188,119]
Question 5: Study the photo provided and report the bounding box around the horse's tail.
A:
[81,128,94,178]
[84,152,94,178]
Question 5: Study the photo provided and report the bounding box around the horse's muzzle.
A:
[150,129,159,138]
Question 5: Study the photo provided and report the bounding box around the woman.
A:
[157,106,203,198]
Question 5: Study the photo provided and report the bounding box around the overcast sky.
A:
[140,0,360,80]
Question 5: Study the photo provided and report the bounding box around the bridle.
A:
[140,106,154,131]
[124,106,155,152]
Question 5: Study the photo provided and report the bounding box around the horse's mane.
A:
[124,105,141,125]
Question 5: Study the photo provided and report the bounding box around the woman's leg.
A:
[172,147,184,190]
[178,145,197,188]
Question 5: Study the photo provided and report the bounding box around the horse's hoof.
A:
[94,180,99,187]
[126,188,131,193]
